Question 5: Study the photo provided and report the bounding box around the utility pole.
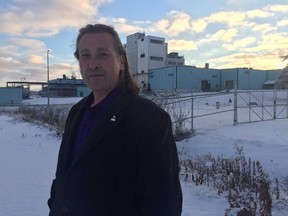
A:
[47,49,50,106]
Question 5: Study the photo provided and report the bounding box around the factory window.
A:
[150,56,163,61]
[140,53,145,58]
[150,39,163,44]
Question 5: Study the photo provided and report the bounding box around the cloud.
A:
[0,37,49,84]
[0,0,112,37]
[144,11,208,37]
[246,9,273,19]
[244,33,288,52]
[278,19,288,27]
[148,11,199,36]
[7,38,47,51]
[167,39,198,52]
[199,28,239,45]
[96,17,142,35]
[252,23,277,34]
[0,0,112,85]
[0,1,287,86]
[264,4,288,13]
[165,11,192,35]
[0,37,47,64]
[207,11,246,26]
[191,18,208,33]
[0,56,20,67]
[210,51,284,70]
[27,54,45,64]
[222,37,257,51]
[227,0,248,5]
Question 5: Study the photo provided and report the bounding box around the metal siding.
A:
[149,67,175,90]
[149,66,281,91]
[266,69,282,80]
[221,69,238,90]
[0,87,22,105]
[237,69,267,90]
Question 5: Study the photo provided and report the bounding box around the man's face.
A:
[78,32,124,98]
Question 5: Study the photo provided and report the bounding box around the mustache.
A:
[86,69,105,75]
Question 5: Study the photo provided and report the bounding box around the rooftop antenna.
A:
[71,71,76,79]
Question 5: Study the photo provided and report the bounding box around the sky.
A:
[1,93,288,215]
[0,0,288,87]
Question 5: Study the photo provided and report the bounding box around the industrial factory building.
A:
[40,75,90,97]
[148,65,283,91]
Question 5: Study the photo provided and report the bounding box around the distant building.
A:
[125,33,145,75]
[167,52,185,67]
[124,32,185,90]
[148,66,283,91]
[6,81,33,99]
[0,87,22,105]
[40,75,90,97]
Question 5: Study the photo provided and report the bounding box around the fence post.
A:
[287,90,288,118]
[191,91,194,132]
[262,91,264,120]
[273,90,277,119]
[234,83,238,125]
[249,90,251,122]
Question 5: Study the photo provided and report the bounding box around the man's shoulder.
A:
[125,93,169,117]
[129,94,161,109]
[73,93,93,107]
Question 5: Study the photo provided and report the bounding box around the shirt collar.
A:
[84,87,122,110]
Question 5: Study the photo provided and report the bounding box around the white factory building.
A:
[124,32,185,90]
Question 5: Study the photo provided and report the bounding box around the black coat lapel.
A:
[67,92,131,171]
[62,97,90,173]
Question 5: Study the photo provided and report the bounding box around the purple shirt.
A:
[72,87,122,159]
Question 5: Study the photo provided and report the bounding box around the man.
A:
[48,24,182,216]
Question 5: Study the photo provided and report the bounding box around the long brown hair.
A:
[74,24,139,95]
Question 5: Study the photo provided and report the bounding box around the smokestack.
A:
[205,63,209,69]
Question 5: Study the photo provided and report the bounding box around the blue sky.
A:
[0,0,287,87]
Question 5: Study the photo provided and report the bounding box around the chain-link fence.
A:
[147,89,288,138]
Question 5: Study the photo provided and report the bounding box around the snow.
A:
[178,119,288,216]
[1,95,288,216]
[0,115,59,216]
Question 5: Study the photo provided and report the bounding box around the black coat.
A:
[48,91,182,216]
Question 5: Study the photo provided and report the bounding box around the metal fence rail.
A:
[151,89,288,134]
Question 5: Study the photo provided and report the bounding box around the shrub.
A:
[16,104,72,136]
[180,146,273,215]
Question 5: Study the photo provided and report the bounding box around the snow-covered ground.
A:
[0,94,288,216]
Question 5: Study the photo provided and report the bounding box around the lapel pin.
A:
[110,115,117,122]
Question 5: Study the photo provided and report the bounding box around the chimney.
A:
[205,63,209,69]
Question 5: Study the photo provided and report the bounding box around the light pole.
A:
[47,49,50,106]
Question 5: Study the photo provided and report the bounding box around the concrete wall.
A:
[138,36,167,74]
